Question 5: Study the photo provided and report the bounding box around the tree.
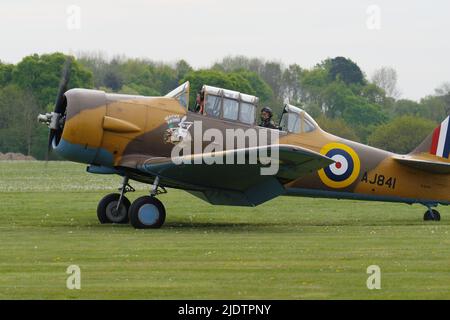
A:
[327,57,365,85]
[0,85,40,156]
[103,70,123,91]
[316,115,360,141]
[361,83,388,106]
[260,61,284,102]
[391,99,422,117]
[321,81,354,117]
[78,54,181,96]
[12,53,93,109]
[298,67,328,108]
[181,69,271,110]
[153,64,178,95]
[115,58,159,94]
[371,67,400,99]
[175,60,193,82]
[76,51,109,88]
[212,55,264,74]
[282,64,304,103]
[368,116,436,154]
[342,97,387,142]
[434,82,450,115]
[0,62,14,87]
[420,95,448,122]
[232,70,273,104]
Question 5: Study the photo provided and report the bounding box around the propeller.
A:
[38,57,73,160]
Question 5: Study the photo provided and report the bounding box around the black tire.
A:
[129,196,166,229]
[97,193,131,224]
[423,209,441,221]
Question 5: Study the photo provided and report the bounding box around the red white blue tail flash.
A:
[430,116,450,158]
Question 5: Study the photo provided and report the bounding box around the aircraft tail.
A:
[412,115,450,159]
[392,115,450,174]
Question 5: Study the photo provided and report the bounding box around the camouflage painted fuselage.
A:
[55,89,450,207]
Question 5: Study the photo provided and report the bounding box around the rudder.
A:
[412,116,450,159]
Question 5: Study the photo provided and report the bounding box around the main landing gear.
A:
[97,176,134,224]
[423,204,441,221]
[96,176,167,229]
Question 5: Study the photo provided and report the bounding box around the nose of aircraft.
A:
[40,88,108,165]
[37,57,109,164]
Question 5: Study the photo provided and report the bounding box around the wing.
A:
[119,144,333,206]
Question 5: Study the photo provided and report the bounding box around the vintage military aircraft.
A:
[38,59,450,229]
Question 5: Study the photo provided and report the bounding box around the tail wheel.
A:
[129,196,166,229]
[97,193,131,224]
[424,209,441,221]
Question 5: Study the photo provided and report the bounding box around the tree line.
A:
[0,52,449,159]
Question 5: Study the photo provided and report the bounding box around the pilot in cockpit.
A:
[259,107,278,129]
[194,90,205,114]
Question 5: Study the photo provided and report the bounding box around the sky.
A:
[1,0,449,100]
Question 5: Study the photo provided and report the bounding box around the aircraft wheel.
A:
[423,209,441,221]
[129,196,166,229]
[97,193,131,224]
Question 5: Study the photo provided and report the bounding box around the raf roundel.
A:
[318,143,361,189]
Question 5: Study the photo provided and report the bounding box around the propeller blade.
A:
[54,57,73,114]
[46,56,73,159]
[46,130,54,162]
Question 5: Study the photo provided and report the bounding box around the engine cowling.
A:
[52,89,112,166]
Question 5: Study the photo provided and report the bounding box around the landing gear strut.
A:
[128,176,167,229]
[423,205,441,221]
[97,176,134,224]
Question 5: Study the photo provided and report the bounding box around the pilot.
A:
[259,107,278,129]
[194,90,205,114]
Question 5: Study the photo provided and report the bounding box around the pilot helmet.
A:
[261,107,273,118]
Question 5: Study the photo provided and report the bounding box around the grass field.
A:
[1,161,450,299]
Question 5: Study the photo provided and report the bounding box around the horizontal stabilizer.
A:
[393,155,450,174]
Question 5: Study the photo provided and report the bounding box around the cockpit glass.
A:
[165,82,189,108]
[178,94,188,109]
[280,106,317,133]
[199,85,258,125]
[223,98,239,120]
[205,94,221,118]
[288,113,301,133]
[304,117,315,132]
[239,102,255,124]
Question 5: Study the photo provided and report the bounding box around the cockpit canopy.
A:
[202,85,259,125]
[279,104,318,133]
[165,81,190,109]
[166,82,258,125]
[166,82,318,133]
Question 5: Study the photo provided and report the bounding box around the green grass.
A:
[1,161,450,299]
